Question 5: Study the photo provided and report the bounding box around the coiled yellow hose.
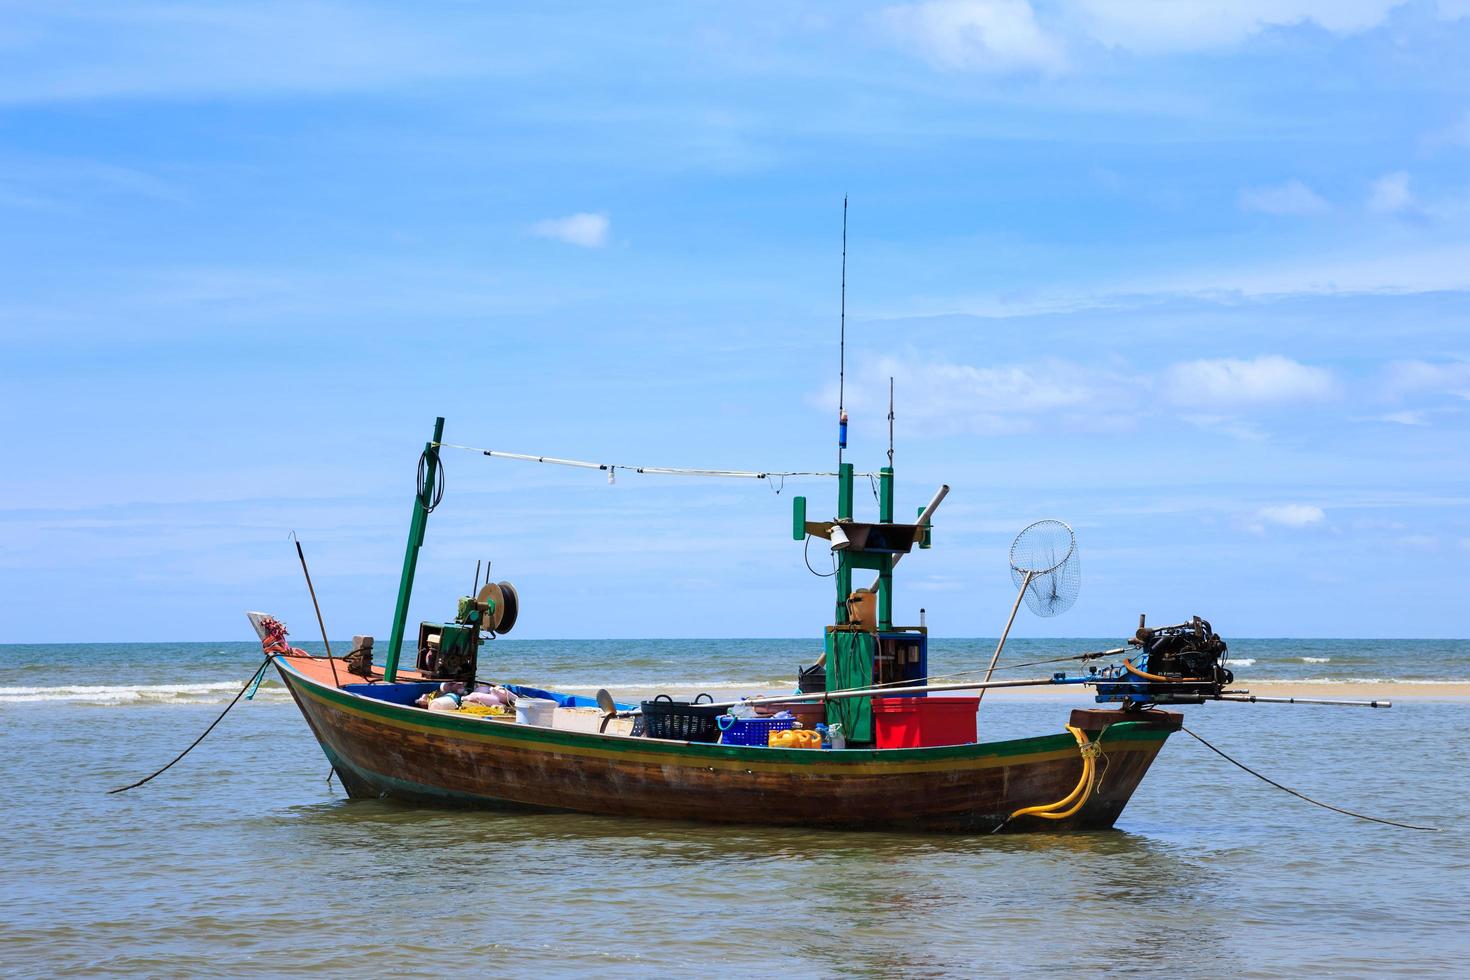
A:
[1007,724,1099,822]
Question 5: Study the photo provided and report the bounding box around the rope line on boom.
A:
[1180,726,1440,832]
[433,442,876,481]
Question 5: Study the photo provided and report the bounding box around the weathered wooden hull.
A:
[276,656,1180,833]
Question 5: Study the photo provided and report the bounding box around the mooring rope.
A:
[1181,726,1440,832]
[107,655,272,795]
[433,442,875,481]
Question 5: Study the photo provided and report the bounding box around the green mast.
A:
[878,465,894,630]
[384,416,445,683]
[834,462,854,624]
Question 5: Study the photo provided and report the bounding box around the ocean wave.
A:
[1302,657,1331,663]
[0,680,289,705]
[1229,658,1256,667]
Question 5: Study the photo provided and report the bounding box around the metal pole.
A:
[385,416,444,682]
[1214,695,1391,708]
[977,570,1033,705]
[878,466,894,630]
[295,539,340,689]
[835,462,854,625]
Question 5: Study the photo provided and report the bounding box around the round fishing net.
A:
[1009,519,1079,618]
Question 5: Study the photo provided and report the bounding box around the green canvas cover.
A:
[826,629,873,742]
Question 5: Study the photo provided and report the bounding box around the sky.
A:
[2,0,1469,642]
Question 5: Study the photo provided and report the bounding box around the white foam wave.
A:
[1302,656,1331,663]
[1229,658,1256,667]
[0,680,289,705]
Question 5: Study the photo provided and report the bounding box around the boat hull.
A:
[276,657,1180,834]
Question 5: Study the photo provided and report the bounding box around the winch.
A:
[1093,614,1232,707]
[415,580,520,681]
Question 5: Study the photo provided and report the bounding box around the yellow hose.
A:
[1123,658,1206,684]
[1007,725,1099,822]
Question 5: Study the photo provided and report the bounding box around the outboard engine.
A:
[1094,614,1233,707]
[1135,616,1233,689]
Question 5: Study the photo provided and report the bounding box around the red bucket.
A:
[872,696,979,748]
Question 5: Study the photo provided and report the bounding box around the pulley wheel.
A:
[496,581,519,634]
[476,582,506,630]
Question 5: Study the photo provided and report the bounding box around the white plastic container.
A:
[515,697,557,727]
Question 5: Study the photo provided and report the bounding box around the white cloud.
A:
[0,2,486,104]
[881,0,1449,70]
[1239,179,1330,216]
[817,353,1131,436]
[1071,1,1409,53]
[817,353,1351,439]
[529,212,610,248]
[1367,171,1415,214]
[1179,415,1268,442]
[1382,359,1470,400]
[868,239,1470,325]
[1257,503,1326,527]
[1165,355,1337,407]
[880,0,1067,74]
[1375,410,1429,426]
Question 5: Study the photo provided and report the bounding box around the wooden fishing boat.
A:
[251,412,1217,834]
[269,649,1181,832]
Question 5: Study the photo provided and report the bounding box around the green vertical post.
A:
[878,466,894,630]
[834,462,854,625]
[384,416,445,682]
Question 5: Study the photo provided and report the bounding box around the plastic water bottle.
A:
[827,723,845,750]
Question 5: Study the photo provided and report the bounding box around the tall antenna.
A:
[838,195,848,467]
[887,375,894,467]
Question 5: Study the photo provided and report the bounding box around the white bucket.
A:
[515,697,557,727]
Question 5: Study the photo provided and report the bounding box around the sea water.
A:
[3,639,1467,977]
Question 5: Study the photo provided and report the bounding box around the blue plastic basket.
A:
[718,715,797,746]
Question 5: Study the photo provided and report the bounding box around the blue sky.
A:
[2,1,1469,642]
